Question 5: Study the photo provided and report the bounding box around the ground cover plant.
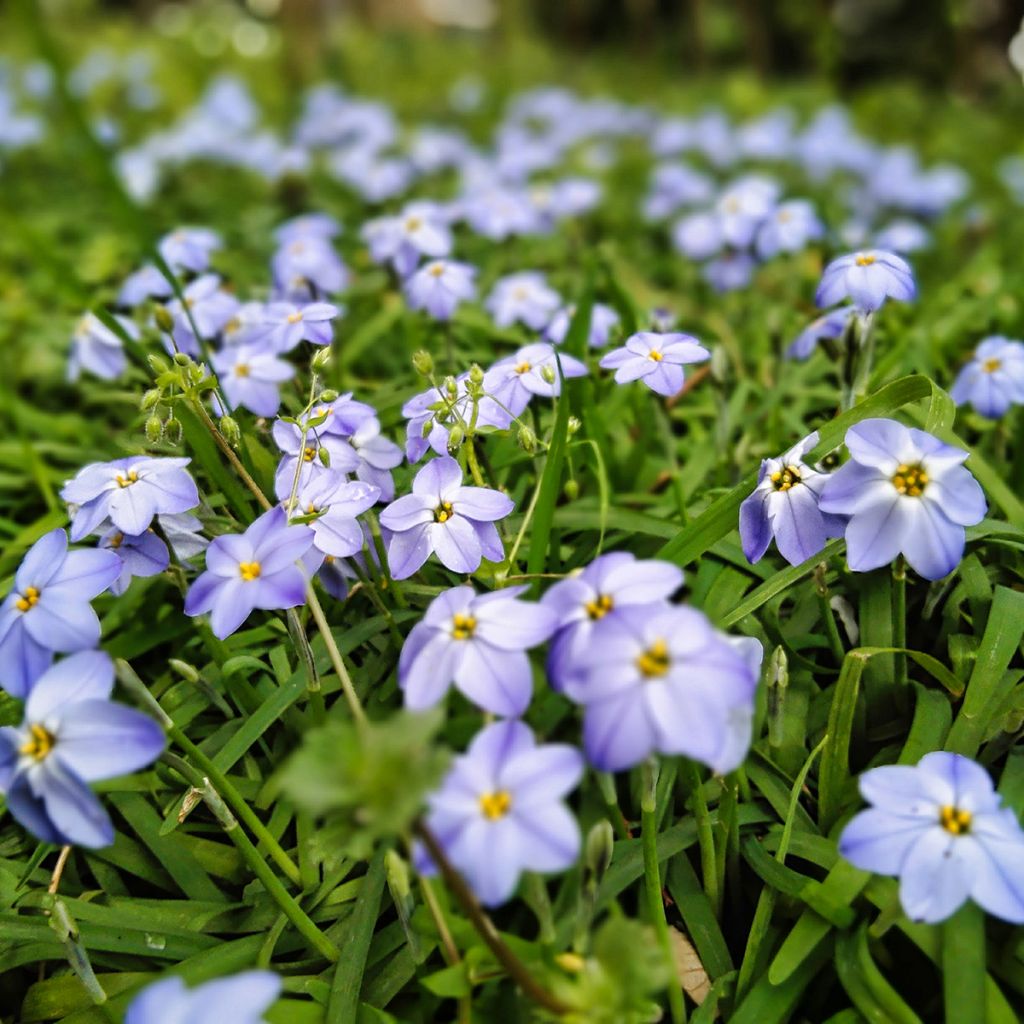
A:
[2,3,1024,1022]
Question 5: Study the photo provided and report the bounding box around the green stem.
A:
[161,753,339,962]
[892,554,907,689]
[116,659,303,886]
[686,761,719,917]
[642,760,686,1024]
[306,584,368,731]
[814,563,845,665]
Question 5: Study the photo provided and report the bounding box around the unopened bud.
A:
[767,645,788,748]
[421,417,435,439]
[318,447,331,467]
[540,365,557,385]
[141,388,161,411]
[517,425,537,453]
[564,479,579,501]
[319,389,339,403]
[154,305,174,332]
[443,375,457,399]
[469,362,485,385]
[168,659,200,683]
[567,415,582,436]
[164,416,183,445]
[145,415,163,442]
[172,351,192,366]
[769,645,789,689]
[447,425,465,452]
[147,354,170,374]
[219,415,240,447]
[412,349,434,377]
[583,819,614,887]
[312,346,332,372]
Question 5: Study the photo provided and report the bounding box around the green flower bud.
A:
[540,364,557,385]
[154,305,174,332]
[517,424,537,453]
[447,425,465,452]
[319,389,339,403]
[219,416,241,447]
[421,416,435,439]
[584,819,614,887]
[147,354,170,375]
[168,659,200,683]
[144,415,163,442]
[567,415,582,436]
[710,345,729,383]
[443,375,457,398]
[164,416,183,446]
[564,479,580,501]
[318,447,331,467]
[412,349,434,377]
[141,388,161,411]
[469,362,485,385]
[312,347,333,372]
[172,351,192,367]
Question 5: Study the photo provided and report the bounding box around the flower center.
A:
[451,613,477,640]
[235,363,251,378]
[116,469,140,488]
[636,638,670,678]
[429,262,445,277]
[648,349,663,362]
[939,804,972,835]
[239,561,261,581]
[891,463,929,497]
[109,532,125,549]
[770,465,802,492]
[302,445,317,462]
[512,286,528,300]
[434,501,454,523]
[287,311,303,324]
[224,317,241,335]
[20,723,55,761]
[15,586,40,613]
[855,253,876,267]
[585,593,614,620]
[982,357,1002,373]
[405,216,422,232]
[515,361,532,375]
[479,790,512,820]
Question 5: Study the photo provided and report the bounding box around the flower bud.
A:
[144,415,163,442]
[443,375,457,398]
[168,659,200,683]
[421,416,435,439]
[318,447,331,467]
[447,425,465,452]
[584,819,614,887]
[517,425,537,453]
[154,305,174,332]
[469,362,485,385]
[164,416,183,445]
[567,415,582,436]
[147,354,169,374]
[141,388,161,411]
[540,365,557,385]
[319,389,339,404]
[412,349,434,377]
[219,416,241,447]
[312,346,332,372]
[173,351,192,367]
[564,479,579,501]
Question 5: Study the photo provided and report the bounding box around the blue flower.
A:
[786,306,856,360]
[0,651,165,848]
[61,457,200,542]
[541,553,683,691]
[99,524,170,596]
[212,343,295,418]
[378,457,514,579]
[599,332,708,397]
[818,419,986,580]
[740,432,845,567]
[125,971,281,1024]
[950,336,1024,419]
[815,249,916,313]
[485,272,561,331]
[404,259,477,321]
[399,585,557,715]
[184,507,315,639]
[0,529,121,698]
[839,752,1024,924]
[566,605,761,774]
[483,343,587,417]
[418,719,583,906]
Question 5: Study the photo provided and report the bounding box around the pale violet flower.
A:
[404,259,477,321]
[787,307,856,360]
[816,249,916,313]
[599,331,708,396]
[485,272,561,331]
[483,343,587,417]
[950,337,1024,419]
[125,972,281,1024]
[212,343,294,417]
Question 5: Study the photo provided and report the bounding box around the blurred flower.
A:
[68,312,138,382]
[165,274,240,355]
[255,301,340,352]
[117,264,172,307]
[272,237,349,300]
[404,259,477,321]
[62,457,199,541]
[0,651,165,847]
[714,175,780,248]
[399,584,557,715]
[542,553,683,691]
[818,419,986,579]
[567,605,760,773]
[274,212,341,245]
[754,199,823,259]
[950,337,1024,419]
[815,250,916,313]
[158,226,221,274]
[184,507,313,639]
[599,331,708,397]
[786,307,856,360]
[703,252,757,292]
[212,343,295,417]
[840,752,1024,924]
[418,719,583,906]
[486,272,561,330]
[379,456,513,579]
[874,219,930,254]
[125,972,281,1024]
[544,303,619,349]
[362,201,452,277]
[0,529,121,698]
[740,431,845,567]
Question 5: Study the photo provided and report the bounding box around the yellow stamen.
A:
[982,357,1002,373]
[637,638,670,678]
[770,465,802,492]
[451,613,477,640]
[891,463,928,497]
[15,586,40,613]
[479,790,512,820]
[302,445,317,462]
[648,349,663,362]
[115,469,139,488]
[239,561,261,581]
[429,262,445,277]
[20,723,55,761]
[855,253,876,267]
[939,805,972,835]
[585,593,614,620]
[514,361,532,375]
[405,216,422,232]
[286,311,303,324]
[109,532,125,550]
[235,363,251,378]
[434,500,454,523]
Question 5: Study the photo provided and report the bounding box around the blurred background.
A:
[22,0,1024,94]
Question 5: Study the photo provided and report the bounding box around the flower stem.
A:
[892,554,908,688]
[641,760,686,1024]
[161,752,339,962]
[686,761,719,917]
[415,821,568,1015]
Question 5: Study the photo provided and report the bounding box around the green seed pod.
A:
[312,346,332,372]
[540,364,557,385]
[517,424,537,453]
[219,416,241,447]
[447,425,465,452]
[584,819,614,887]
[144,415,163,442]
[141,388,161,411]
[164,416,183,445]
[469,362,485,385]
[567,415,582,436]
[564,479,580,501]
